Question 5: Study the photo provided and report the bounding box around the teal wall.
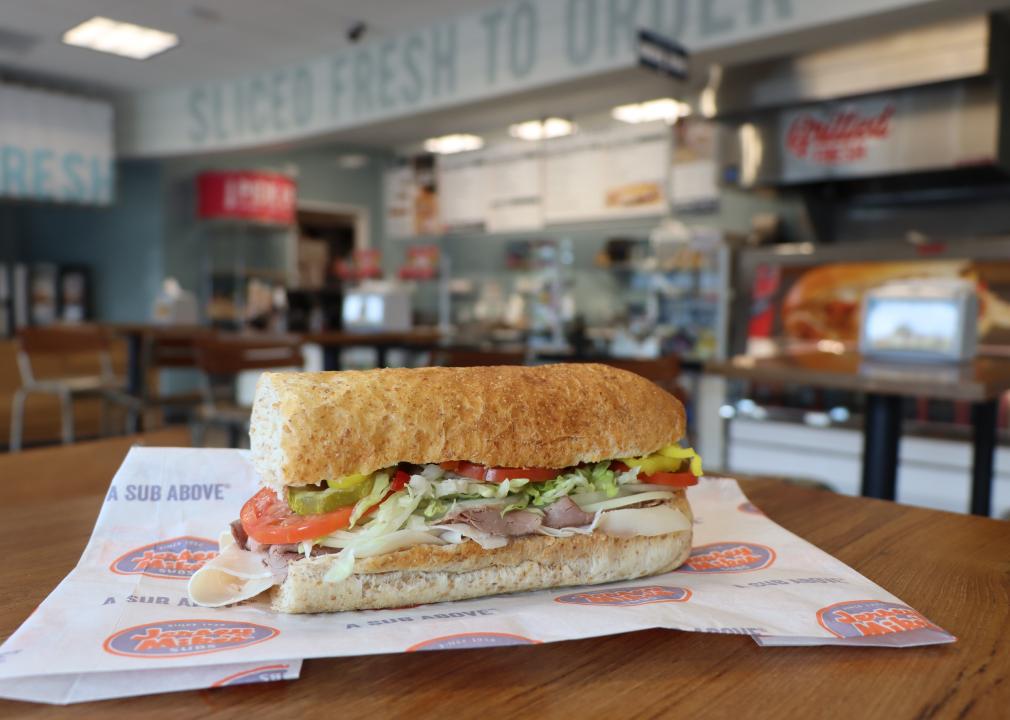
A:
[2,146,390,324]
[2,160,165,322]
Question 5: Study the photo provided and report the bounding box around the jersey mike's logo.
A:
[677,542,776,573]
[104,620,279,658]
[817,600,944,639]
[555,585,691,606]
[406,632,539,651]
[212,663,293,687]
[110,537,218,579]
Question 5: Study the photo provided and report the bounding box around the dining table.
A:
[298,327,444,370]
[706,347,1010,517]
[0,432,1007,718]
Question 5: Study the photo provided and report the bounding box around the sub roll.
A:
[189,364,701,613]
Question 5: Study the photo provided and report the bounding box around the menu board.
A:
[601,123,669,218]
[542,133,608,223]
[437,150,488,232]
[544,123,669,223]
[670,118,720,211]
[485,142,544,232]
[384,123,681,239]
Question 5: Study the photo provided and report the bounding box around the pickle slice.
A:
[287,478,371,515]
[327,473,371,491]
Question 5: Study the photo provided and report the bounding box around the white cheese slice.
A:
[597,505,690,537]
[188,531,277,607]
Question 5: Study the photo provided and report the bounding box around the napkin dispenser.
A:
[859,279,977,362]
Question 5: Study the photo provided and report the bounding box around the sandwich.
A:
[189,363,701,613]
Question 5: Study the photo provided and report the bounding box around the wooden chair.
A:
[192,334,304,447]
[432,347,528,367]
[138,328,213,427]
[9,325,139,451]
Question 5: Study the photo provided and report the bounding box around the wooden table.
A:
[0,440,1007,718]
[706,349,1010,516]
[108,325,446,393]
[300,328,444,370]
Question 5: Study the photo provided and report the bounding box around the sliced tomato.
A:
[639,471,698,488]
[439,461,486,481]
[240,488,352,544]
[483,466,559,483]
[391,469,411,492]
[441,461,558,483]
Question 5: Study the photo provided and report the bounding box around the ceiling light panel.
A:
[611,98,691,124]
[509,117,576,141]
[423,133,484,154]
[63,16,179,60]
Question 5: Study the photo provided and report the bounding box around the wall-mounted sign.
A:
[0,83,114,205]
[637,29,688,80]
[120,0,947,157]
[196,171,297,225]
[727,81,999,186]
[784,102,895,168]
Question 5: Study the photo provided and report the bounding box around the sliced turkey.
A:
[458,508,542,536]
[542,496,595,528]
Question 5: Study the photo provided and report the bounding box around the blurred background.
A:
[3,0,1010,518]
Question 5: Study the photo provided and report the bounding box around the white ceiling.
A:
[0,0,500,93]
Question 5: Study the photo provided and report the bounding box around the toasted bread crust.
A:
[250,364,685,490]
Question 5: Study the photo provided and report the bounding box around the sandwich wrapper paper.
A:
[0,448,954,705]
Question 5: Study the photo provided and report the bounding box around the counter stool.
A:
[9,325,140,451]
[192,334,304,448]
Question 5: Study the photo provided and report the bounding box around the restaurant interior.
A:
[2,0,1010,525]
[3,1,1010,714]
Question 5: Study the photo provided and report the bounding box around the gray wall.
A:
[159,147,390,300]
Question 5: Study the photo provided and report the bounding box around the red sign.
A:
[197,171,296,224]
[785,105,895,166]
[398,245,440,280]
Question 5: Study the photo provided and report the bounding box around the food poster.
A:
[748,259,1010,345]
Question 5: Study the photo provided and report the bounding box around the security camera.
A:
[347,21,367,43]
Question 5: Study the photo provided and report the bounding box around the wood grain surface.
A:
[0,438,1007,719]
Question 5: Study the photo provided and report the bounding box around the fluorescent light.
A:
[611,98,692,124]
[509,117,576,141]
[423,133,484,154]
[63,16,178,60]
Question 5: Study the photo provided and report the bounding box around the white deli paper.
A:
[0,448,954,705]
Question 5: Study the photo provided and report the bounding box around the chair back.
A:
[597,355,680,386]
[15,324,114,384]
[147,330,212,369]
[194,334,304,410]
[596,355,685,404]
[433,347,527,367]
[194,335,304,376]
[17,324,111,355]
